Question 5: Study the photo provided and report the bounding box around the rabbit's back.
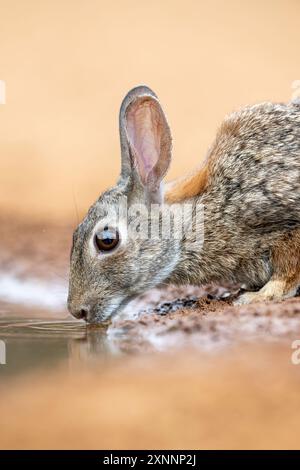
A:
[205,101,300,233]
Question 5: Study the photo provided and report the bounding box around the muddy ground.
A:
[1,215,300,449]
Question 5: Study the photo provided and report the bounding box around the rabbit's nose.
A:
[72,305,90,321]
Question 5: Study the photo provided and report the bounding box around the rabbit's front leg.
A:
[234,280,298,305]
[234,229,300,305]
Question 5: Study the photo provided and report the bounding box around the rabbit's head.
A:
[68,86,180,323]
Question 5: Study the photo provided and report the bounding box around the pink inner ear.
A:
[126,98,162,186]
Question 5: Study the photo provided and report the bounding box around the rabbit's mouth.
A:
[86,296,131,325]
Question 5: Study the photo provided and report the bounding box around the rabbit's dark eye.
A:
[94,226,120,252]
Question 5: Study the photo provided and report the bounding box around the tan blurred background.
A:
[0,0,300,222]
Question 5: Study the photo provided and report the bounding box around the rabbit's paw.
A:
[233,291,263,305]
[233,280,297,305]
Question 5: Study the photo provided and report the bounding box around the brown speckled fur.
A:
[166,101,300,305]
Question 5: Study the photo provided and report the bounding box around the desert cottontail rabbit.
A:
[68,86,300,323]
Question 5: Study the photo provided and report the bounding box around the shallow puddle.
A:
[0,316,116,377]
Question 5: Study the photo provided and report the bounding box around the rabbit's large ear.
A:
[119,86,172,204]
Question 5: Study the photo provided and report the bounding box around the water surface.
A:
[0,316,115,378]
